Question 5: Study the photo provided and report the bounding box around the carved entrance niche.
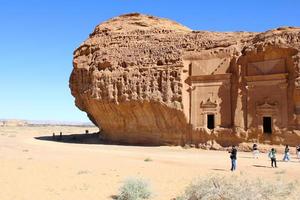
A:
[255,99,279,133]
[200,98,217,129]
[189,74,232,129]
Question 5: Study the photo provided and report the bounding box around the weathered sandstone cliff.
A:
[70,13,300,146]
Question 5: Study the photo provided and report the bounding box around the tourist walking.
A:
[252,143,259,159]
[229,145,237,171]
[283,145,290,162]
[268,148,277,168]
[296,145,300,159]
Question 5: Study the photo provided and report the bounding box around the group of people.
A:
[228,144,300,171]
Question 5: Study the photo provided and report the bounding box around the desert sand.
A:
[1,126,300,200]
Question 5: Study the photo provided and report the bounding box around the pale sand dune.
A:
[0,126,300,200]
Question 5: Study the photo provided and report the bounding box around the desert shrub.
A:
[144,158,153,162]
[117,177,152,200]
[176,174,297,200]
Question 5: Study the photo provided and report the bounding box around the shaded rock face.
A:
[70,13,300,146]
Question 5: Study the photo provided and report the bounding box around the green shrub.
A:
[117,177,152,200]
[176,174,297,200]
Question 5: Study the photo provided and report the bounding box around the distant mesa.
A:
[69,13,300,147]
[0,119,28,127]
[0,119,95,127]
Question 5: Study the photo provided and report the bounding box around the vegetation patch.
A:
[117,177,152,200]
[176,174,298,200]
[144,158,152,162]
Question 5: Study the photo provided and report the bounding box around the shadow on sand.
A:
[35,132,104,144]
[35,132,159,147]
[211,168,227,171]
[252,164,272,168]
[110,195,118,200]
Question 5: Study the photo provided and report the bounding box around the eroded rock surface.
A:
[70,13,300,146]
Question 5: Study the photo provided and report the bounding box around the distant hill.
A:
[0,119,95,127]
[0,119,28,127]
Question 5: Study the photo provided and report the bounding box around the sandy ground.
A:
[1,126,300,200]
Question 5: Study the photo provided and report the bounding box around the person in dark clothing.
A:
[296,145,300,159]
[252,143,259,159]
[229,145,237,171]
[268,148,277,168]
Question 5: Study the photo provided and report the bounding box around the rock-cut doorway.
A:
[263,116,272,134]
[207,114,215,130]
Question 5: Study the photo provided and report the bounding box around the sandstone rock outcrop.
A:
[70,13,300,146]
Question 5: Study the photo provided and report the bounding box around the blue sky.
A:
[0,0,299,122]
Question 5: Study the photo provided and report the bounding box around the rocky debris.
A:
[70,13,300,146]
[198,140,223,150]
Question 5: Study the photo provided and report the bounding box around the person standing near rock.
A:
[296,145,300,159]
[252,143,259,159]
[269,148,277,168]
[283,145,290,162]
[229,145,237,171]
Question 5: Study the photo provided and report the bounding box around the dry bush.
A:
[176,174,298,200]
[144,158,153,162]
[117,177,152,200]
